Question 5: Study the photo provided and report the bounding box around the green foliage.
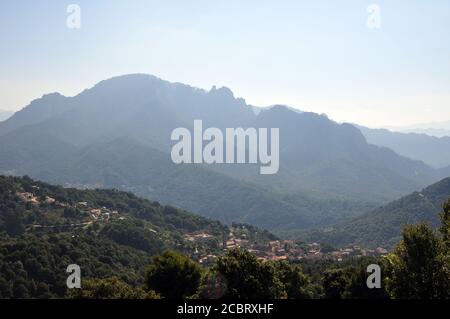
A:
[3,210,25,236]
[145,251,202,299]
[0,175,227,298]
[0,233,151,298]
[439,200,450,248]
[322,269,348,299]
[217,249,284,299]
[321,258,389,299]
[99,220,164,255]
[231,223,278,243]
[384,221,450,299]
[67,277,159,299]
[63,207,82,218]
[194,270,228,299]
[272,260,313,299]
[341,261,388,299]
[212,249,322,299]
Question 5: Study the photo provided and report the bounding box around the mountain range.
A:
[357,125,450,169]
[1,74,449,235]
[387,120,450,138]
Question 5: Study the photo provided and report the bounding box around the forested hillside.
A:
[1,176,449,299]
[0,175,234,298]
[297,177,450,248]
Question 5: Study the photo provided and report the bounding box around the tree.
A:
[4,210,25,236]
[384,222,449,299]
[145,251,202,299]
[273,261,312,299]
[320,257,389,299]
[215,248,284,299]
[194,270,228,299]
[63,207,80,218]
[322,269,348,299]
[67,277,159,299]
[439,200,450,248]
[341,259,388,299]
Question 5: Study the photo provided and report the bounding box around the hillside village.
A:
[16,189,389,265]
[16,189,126,229]
[184,225,389,266]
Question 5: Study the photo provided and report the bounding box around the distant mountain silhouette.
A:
[357,125,450,168]
[387,120,450,138]
[402,128,450,138]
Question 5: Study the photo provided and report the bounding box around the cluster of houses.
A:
[16,190,125,225]
[75,202,125,222]
[184,232,219,265]
[327,245,389,261]
[17,191,57,206]
[184,228,389,265]
[256,241,389,262]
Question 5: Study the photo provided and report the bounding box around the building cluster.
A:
[328,245,389,261]
[243,239,389,262]
[184,232,218,266]
[17,192,56,206]
[184,228,389,266]
[84,205,123,222]
[16,190,125,226]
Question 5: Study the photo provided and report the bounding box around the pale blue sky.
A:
[1,0,449,127]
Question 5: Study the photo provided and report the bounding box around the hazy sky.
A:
[1,0,449,127]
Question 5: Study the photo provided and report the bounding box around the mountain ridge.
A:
[0,74,448,234]
[357,125,450,168]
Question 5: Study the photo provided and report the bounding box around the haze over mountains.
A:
[387,121,450,138]
[1,74,449,236]
[357,125,450,169]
